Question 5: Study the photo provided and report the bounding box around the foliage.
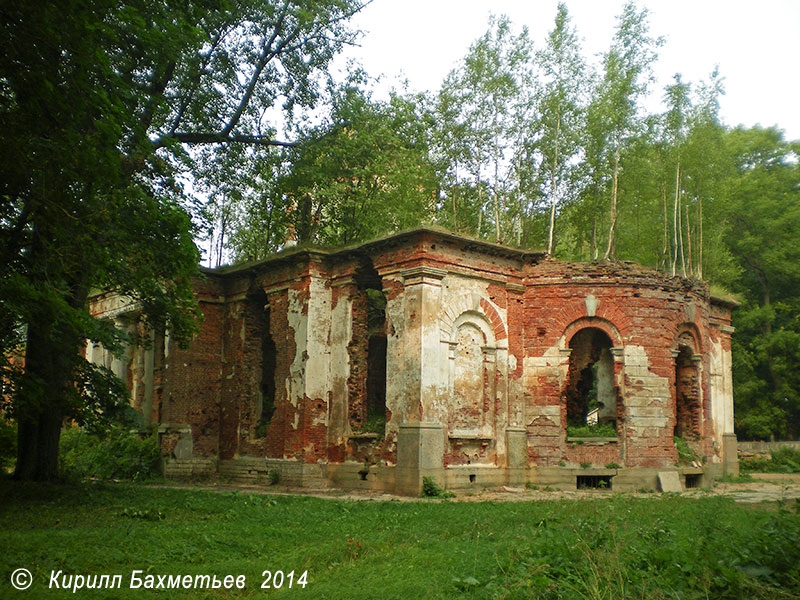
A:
[1,485,800,598]
[0,0,366,480]
[567,422,617,438]
[0,417,16,471]
[740,447,800,474]
[434,15,534,243]
[421,476,455,499]
[225,78,439,259]
[674,435,699,465]
[534,3,587,254]
[59,426,161,481]
[268,469,281,485]
[359,413,386,438]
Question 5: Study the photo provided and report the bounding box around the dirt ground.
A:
[153,473,800,505]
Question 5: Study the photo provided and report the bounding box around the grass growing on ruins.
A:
[1,482,799,599]
[565,422,617,438]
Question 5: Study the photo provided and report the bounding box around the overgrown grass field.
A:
[1,482,799,599]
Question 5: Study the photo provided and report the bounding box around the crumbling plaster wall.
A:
[97,228,737,487]
[708,302,736,452]
[371,234,528,470]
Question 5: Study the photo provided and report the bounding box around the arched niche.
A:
[445,310,499,436]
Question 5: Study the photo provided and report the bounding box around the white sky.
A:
[335,0,800,141]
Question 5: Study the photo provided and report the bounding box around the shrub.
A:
[0,418,16,472]
[60,425,161,481]
[359,413,386,438]
[674,436,699,464]
[740,447,800,473]
[421,476,454,498]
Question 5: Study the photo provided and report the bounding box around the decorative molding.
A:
[400,265,447,281]
[262,283,291,296]
[329,275,357,288]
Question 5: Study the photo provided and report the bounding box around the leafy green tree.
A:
[0,0,365,480]
[436,15,533,242]
[534,3,586,255]
[722,128,800,439]
[230,81,439,253]
[591,2,662,260]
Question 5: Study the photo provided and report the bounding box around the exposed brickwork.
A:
[89,228,736,491]
[264,289,292,458]
[347,287,369,430]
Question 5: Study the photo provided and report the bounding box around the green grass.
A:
[1,482,799,599]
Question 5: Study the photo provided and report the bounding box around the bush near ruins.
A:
[59,426,161,481]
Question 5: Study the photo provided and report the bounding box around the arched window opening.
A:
[352,257,387,436]
[365,333,387,430]
[674,345,701,439]
[256,307,277,438]
[565,328,618,437]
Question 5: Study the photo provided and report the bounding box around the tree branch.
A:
[221,0,292,137]
[157,132,296,148]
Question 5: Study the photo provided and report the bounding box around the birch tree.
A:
[436,16,533,241]
[535,3,586,255]
[597,2,661,260]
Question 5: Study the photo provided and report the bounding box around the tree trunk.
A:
[14,229,89,481]
[678,188,686,278]
[672,161,680,276]
[493,140,501,242]
[516,154,522,246]
[14,315,84,481]
[603,139,620,260]
[452,161,459,232]
[661,183,668,271]
[685,202,693,277]
[547,107,561,255]
[697,197,703,279]
[476,151,483,236]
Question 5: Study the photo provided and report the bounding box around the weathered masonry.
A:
[89,228,738,494]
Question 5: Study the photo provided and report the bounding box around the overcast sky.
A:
[334,0,800,141]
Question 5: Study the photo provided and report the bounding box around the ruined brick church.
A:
[90,227,738,494]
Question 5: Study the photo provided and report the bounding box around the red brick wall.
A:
[161,276,224,457]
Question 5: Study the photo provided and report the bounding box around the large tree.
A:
[224,79,440,257]
[0,0,365,480]
[723,128,800,439]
